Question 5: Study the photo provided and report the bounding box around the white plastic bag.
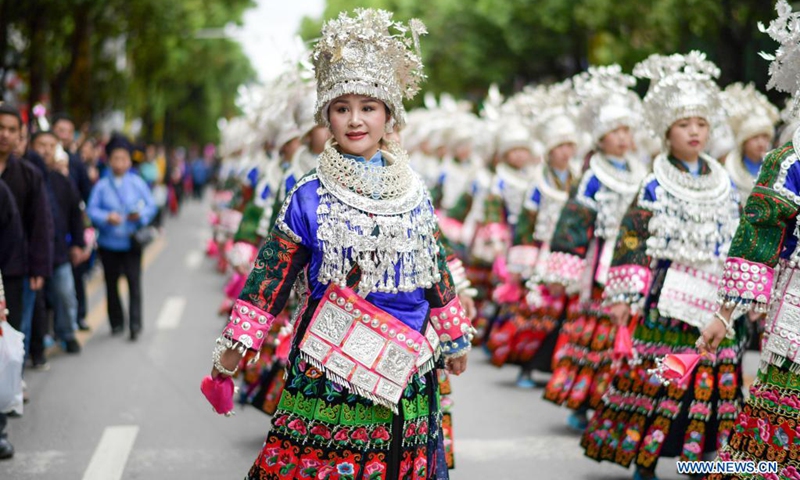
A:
[0,321,24,415]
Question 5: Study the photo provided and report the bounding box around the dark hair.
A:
[105,133,133,158]
[51,112,75,128]
[31,130,58,144]
[0,104,22,127]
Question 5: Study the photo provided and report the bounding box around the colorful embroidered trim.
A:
[223,299,275,350]
[717,257,773,312]
[657,263,720,329]
[603,265,652,306]
[430,296,475,358]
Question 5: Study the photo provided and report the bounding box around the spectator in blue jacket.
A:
[86,134,156,341]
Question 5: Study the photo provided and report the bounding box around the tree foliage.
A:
[300,0,778,103]
[0,0,256,145]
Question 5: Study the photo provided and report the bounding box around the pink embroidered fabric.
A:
[223,299,275,351]
[604,265,652,303]
[430,296,472,344]
[544,251,586,286]
[717,256,774,308]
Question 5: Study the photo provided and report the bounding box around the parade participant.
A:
[203,9,474,479]
[580,52,743,480]
[704,3,800,478]
[542,65,646,431]
[721,83,779,202]
[497,81,580,387]
[86,134,157,341]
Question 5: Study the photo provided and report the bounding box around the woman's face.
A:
[599,126,632,158]
[667,117,709,161]
[109,149,132,176]
[742,133,771,162]
[548,142,576,171]
[328,94,389,159]
[504,147,533,170]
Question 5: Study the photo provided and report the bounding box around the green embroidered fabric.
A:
[728,143,800,266]
[550,198,597,258]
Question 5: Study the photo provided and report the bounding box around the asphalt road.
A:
[0,198,759,480]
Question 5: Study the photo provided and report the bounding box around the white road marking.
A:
[156,296,187,330]
[81,425,139,480]
[185,250,203,269]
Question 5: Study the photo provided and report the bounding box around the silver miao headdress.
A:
[633,51,722,142]
[761,1,800,117]
[532,79,580,154]
[721,83,779,146]
[313,8,427,129]
[573,64,642,145]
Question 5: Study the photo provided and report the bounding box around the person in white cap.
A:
[539,65,647,433]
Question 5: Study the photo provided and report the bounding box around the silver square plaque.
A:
[375,342,415,385]
[341,323,386,367]
[310,302,355,345]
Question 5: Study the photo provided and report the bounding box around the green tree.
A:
[300,0,778,101]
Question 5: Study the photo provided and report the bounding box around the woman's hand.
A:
[608,302,631,327]
[211,348,243,378]
[446,355,468,376]
[699,307,734,354]
[107,212,123,225]
[459,293,477,320]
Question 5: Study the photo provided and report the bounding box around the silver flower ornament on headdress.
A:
[573,64,642,145]
[313,8,427,129]
[760,0,800,117]
[721,83,779,146]
[633,51,722,144]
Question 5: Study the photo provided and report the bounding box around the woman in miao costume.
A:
[579,52,743,480]
[541,65,647,431]
[705,2,800,478]
[203,9,475,480]
[503,80,581,387]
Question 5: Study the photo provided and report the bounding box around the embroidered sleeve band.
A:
[542,251,587,288]
[603,264,652,311]
[717,257,774,313]
[430,297,476,358]
[447,258,477,298]
[222,299,276,351]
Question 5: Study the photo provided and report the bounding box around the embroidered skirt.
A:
[580,303,747,471]
[708,362,800,479]
[487,297,565,369]
[246,305,448,480]
[544,288,617,411]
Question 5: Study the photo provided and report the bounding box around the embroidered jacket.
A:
[222,145,475,362]
[718,133,800,369]
[605,154,740,319]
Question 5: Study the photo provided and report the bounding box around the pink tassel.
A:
[492,255,510,282]
[206,238,219,257]
[613,325,633,359]
[224,273,248,300]
[200,375,234,415]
